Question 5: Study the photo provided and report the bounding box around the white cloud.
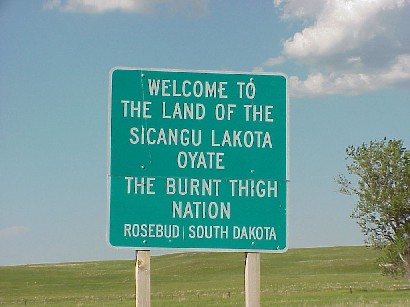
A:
[44,0,208,15]
[380,53,410,83]
[289,53,410,97]
[43,0,61,10]
[62,0,146,13]
[268,0,410,96]
[263,56,286,67]
[274,0,326,20]
[0,226,30,238]
[282,0,407,59]
[252,66,265,73]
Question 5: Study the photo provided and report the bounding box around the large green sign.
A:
[108,68,288,252]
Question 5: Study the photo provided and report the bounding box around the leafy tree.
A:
[337,139,410,281]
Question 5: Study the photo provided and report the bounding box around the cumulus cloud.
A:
[0,226,30,238]
[265,0,410,96]
[289,53,410,96]
[43,0,208,16]
[282,0,407,59]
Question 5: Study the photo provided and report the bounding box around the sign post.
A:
[245,252,260,307]
[135,250,150,307]
[108,68,288,305]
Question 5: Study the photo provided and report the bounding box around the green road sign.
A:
[108,68,288,252]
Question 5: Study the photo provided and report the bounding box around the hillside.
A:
[0,246,409,306]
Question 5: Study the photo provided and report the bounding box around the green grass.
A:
[1,246,409,306]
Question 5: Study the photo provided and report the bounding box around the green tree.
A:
[337,139,410,281]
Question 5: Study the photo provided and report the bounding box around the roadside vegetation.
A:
[1,246,409,306]
[337,139,410,280]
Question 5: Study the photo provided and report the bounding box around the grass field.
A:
[1,246,409,306]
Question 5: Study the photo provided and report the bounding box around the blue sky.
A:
[1,0,409,266]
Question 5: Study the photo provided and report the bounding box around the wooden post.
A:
[135,250,150,307]
[245,252,260,307]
